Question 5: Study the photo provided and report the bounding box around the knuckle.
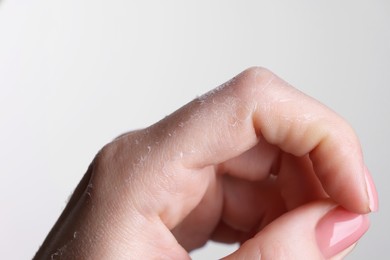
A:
[93,142,115,171]
[113,129,140,141]
[241,66,275,84]
[233,66,277,98]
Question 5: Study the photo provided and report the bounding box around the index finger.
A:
[150,67,373,214]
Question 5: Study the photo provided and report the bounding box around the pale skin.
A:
[35,67,378,259]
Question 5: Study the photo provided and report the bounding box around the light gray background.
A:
[0,1,389,259]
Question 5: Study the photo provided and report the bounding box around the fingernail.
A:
[364,166,379,212]
[316,207,370,258]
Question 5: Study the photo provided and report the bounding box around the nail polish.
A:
[316,207,370,258]
[364,166,379,212]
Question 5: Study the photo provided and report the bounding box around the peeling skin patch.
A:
[86,183,93,197]
[196,76,254,130]
[129,143,156,170]
[50,229,81,259]
[50,247,65,259]
[196,76,237,105]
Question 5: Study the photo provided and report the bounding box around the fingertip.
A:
[309,132,371,214]
[329,242,357,260]
[364,166,379,212]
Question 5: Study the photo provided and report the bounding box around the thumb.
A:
[223,200,369,260]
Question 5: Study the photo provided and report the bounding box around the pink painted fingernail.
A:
[316,207,370,258]
[364,166,379,212]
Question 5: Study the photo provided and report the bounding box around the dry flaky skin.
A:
[34,67,375,260]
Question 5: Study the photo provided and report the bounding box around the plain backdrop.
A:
[1,0,389,259]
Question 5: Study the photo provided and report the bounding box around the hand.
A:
[35,67,378,259]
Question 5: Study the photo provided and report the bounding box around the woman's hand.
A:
[35,67,378,259]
